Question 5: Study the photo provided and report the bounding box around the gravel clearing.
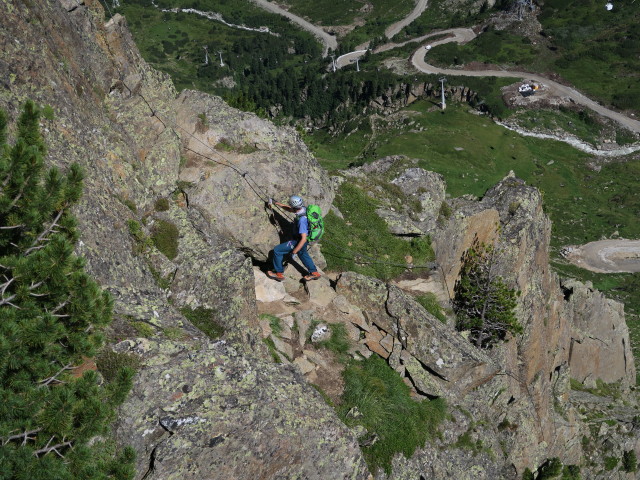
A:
[565,240,640,273]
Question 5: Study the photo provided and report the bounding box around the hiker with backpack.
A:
[267,195,323,282]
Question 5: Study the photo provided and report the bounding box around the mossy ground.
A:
[415,293,447,324]
[151,219,179,260]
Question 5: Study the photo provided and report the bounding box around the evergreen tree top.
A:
[0,101,134,479]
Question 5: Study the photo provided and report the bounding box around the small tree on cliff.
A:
[0,101,134,479]
[453,239,521,348]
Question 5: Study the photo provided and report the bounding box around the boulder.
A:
[391,168,446,233]
[294,356,316,375]
[271,335,294,360]
[402,353,445,397]
[254,267,288,303]
[295,310,315,348]
[375,207,424,236]
[304,276,337,307]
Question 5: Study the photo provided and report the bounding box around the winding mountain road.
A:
[249,0,337,56]
[410,29,640,134]
[249,0,640,135]
[385,0,429,39]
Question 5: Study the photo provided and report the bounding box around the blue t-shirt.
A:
[293,208,309,240]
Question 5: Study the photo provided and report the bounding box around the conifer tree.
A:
[0,102,134,479]
[453,239,522,348]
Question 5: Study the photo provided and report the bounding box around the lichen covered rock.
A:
[114,338,369,480]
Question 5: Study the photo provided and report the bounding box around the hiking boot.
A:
[267,271,285,282]
[303,272,321,281]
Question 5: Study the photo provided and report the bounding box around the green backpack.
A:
[306,204,324,242]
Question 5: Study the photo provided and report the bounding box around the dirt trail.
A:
[565,240,640,273]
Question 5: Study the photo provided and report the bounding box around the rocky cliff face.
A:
[0,1,361,478]
[1,1,637,479]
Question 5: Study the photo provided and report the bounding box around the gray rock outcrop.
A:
[2,1,638,479]
[0,2,359,478]
[113,338,369,480]
[563,279,636,389]
[176,90,334,260]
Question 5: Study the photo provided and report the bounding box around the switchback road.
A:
[249,0,337,56]
[410,29,640,134]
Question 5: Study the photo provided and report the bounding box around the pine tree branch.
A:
[6,173,33,211]
[27,280,48,297]
[38,363,76,388]
[46,299,70,318]
[0,224,24,229]
[0,293,18,308]
[1,428,41,446]
[23,209,64,256]
[33,436,73,458]
[0,276,14,295]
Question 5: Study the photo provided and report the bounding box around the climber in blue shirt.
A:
[267,195,320,282]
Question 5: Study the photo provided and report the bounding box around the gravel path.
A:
[248,0,337,56]
[565,240,640,273]
[385,0,429,39]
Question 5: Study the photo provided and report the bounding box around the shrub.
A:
[131,321,155,337]
[41,104,55,120]
[537,457,563,479]
[151,219,179,260]
[123,198,137,213]
[154,197,170,211]
[338,355,446,475]
[453,240,521,348]
[0,101,134,477]
[562,464,581,479]
[415,293,447,323]
[622,450,637,473]
[439,201,453,220]
[604,456,619,471]
[180,306,224,339]
[96,350,141,383]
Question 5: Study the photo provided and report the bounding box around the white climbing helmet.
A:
[288,195,304,208]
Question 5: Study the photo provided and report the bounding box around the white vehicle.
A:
[425,45,432,51]
[518,84,535,97]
